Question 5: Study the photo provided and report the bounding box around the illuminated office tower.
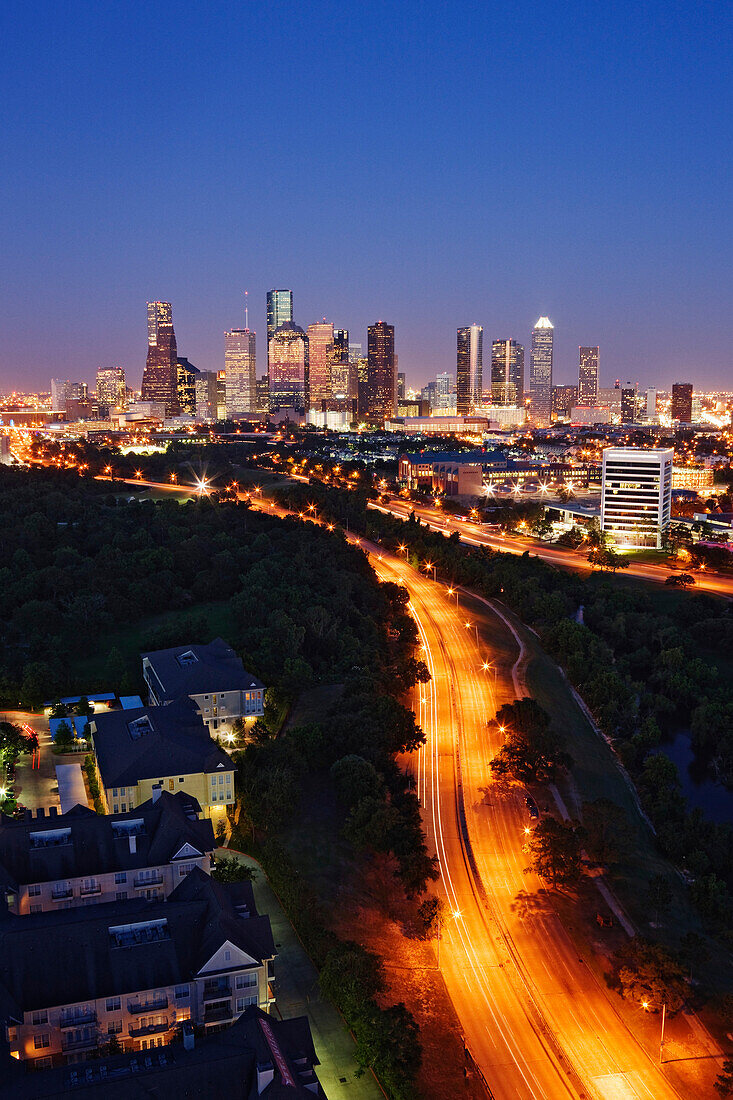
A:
[195,371,218,419]
[578,346,599,405]
[329,328,351,398]
[601,447,672,549]
[269,322,309,411]
[397,372,406,402]
[365,321,396,422]
[225,329,257,416]
[671,382,693,423]
[434,372,453,412]
[491,339,524,405]
[456,324,483,414]
[96,367,126,414]
[176,358,199,416]
[620,381,638,422]
[266,290,293,368]
[307,322,334,408]
[142,302,179,415]
[529,317,553,424]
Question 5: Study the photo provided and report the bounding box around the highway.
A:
[367,497,733,598]
[106,476,715,1097]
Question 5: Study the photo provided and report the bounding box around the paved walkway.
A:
[216,847,383,1100]
[1,711,62,813]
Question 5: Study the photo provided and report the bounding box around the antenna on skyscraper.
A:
[245,290,249,331]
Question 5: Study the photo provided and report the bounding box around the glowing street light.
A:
[398,543,409,559]
[446,586,459,606]
[465,620,479,646]
[424,561,437,582]
[641,1000,668,1064]
[482,660,497,685]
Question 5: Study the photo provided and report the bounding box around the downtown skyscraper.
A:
[225,328,257,416]
[96,367,126,414]
[141,302,179,415]
[269,322,309,412]
[307,321,335,408]
[578,346,599,406]
[266,290,293,362]
[490,339,524,406]
[456,324,483,414]
[365,321,396,422]
[529,317,554,425]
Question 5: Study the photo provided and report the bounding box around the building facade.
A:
[266,289,292,370]
[490,339,524,406]
[529,317,553,424]
[306,322,334,408]
[142,303,179,416]
[2,870,275,1067]
[268,323,309,412]
[456,324,483,414]
[2,793,215,916]
[601,447,673,549]
[620,382,638,423]
[578,346,599,406]
[671,382,693,423]
[195,371,219,420]
[95,369,126,416]
[365,321,396,423]
[176,358,199,417]
[552,385,578,419]
[329,328,351,399]
[224,330,256,416]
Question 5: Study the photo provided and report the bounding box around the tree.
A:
[646,875,673,925]
[490,698,570,784]
[416,894,445,937]
[211,856,255,883]
[613,938,689,1013]
[353,1002,422,1100]
[330,755,384,808]
[20,662,57,710]
[49,700,68,719]
[54,720,76,751]
[319,942,385,1021]
[525,818,585,886]
[679,931,709,982]
[582,798,633,865]
[715,1060,733,1097]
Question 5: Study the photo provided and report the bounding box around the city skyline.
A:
[0,2,729,392]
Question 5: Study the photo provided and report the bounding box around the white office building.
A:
[601,447,673,549]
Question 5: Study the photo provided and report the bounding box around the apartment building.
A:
[2,1006,326,1098]
[141,638,265,737]
[89,698,235,823]
[2,869,276,1067]
[0,791,214,916]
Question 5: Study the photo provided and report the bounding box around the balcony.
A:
[61,1031,98,1052]
[128,1018,171,1039]
[202,983,231,1002]
[133,874,163,889]
[60,1011,97,1028]
[51,888,74,901]
[127,995,168,1014]
[79,884,101,897]
[203,1004,232,1024]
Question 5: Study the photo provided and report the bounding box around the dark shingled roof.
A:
[0,869,275,1016]
[0,791,215,892]
[141,637,264,703]
[90,697,233,789]
[0,1007,325,1098]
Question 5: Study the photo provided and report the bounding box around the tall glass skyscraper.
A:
[96,367,126,414]
[225,329,257,415]
[329,328,351,399]
[266,290,293,355]
[578,346,599,406]
[456,324,483,414]
[491,339,524,406]
[307,321,335,408]
[529,317,554,424]
[142,301,179,415]
[365,321,396,422]
[268,322,309,411]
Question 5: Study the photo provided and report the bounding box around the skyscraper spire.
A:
[244,290,249,332]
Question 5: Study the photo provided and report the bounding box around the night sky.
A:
[1,0,730,392]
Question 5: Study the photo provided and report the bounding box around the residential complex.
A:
[141,638,265,736]
[1,868,275,1066]
[0,790,215,915]
[89,698,235,822]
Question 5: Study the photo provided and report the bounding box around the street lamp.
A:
[465,620,479,646]
[641,1000,667,1064]
[436,907,462,968]
[482,660,497,686]
[446,587,459,606]
[424,561,437,582]
[398,543,409,559]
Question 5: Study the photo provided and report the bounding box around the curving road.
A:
[368,498,733,599]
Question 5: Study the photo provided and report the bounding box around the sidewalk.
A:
[216,847,383,1100]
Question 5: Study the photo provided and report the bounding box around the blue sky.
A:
[0,0,730,391]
